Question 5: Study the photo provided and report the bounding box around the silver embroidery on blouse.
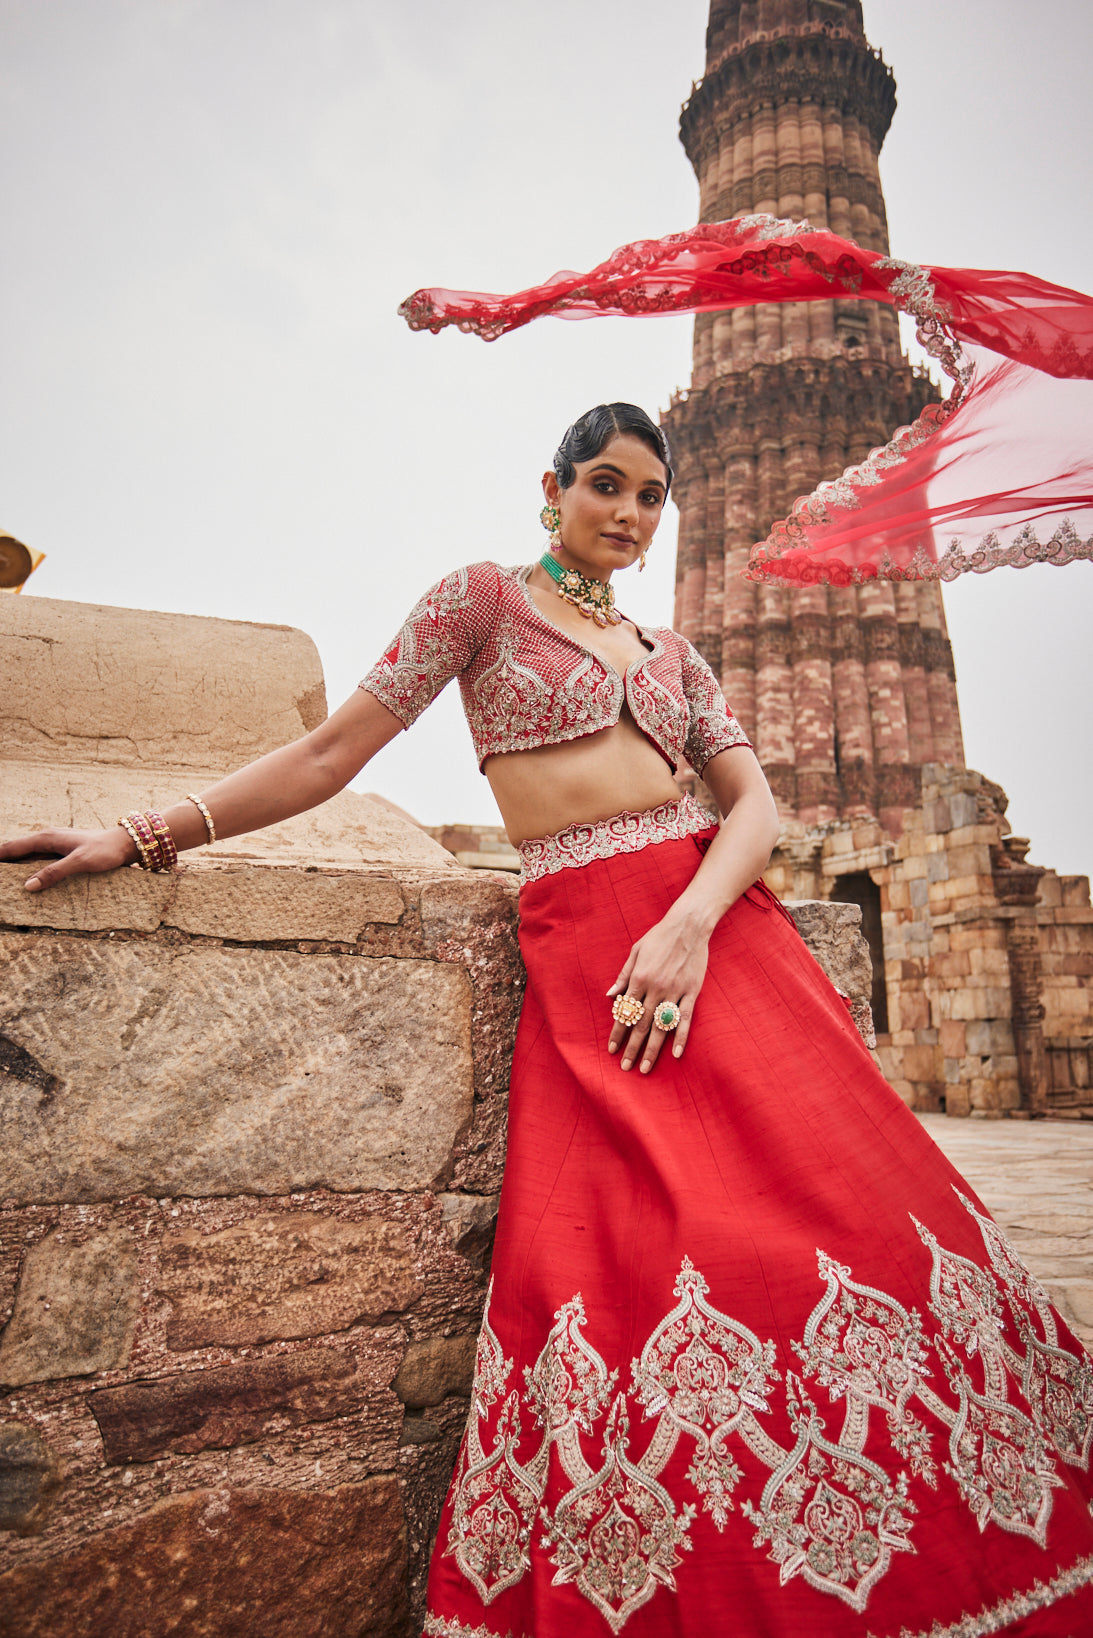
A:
[438,1194,1093,1631]
[518,794,715,883]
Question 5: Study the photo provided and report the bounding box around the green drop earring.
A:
[539,502,562,552]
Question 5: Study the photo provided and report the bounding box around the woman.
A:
[4,404,1092,1637]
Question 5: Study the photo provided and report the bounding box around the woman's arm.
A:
[606,747,780,1073]
[0,689,405,893]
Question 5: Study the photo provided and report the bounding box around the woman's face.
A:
[543,433,668,578]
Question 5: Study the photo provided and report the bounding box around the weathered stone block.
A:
[437,1191,500,1272]
[88,1345,399,1464]
[949,793,979,829]
[0,861,171,933]
[786,901,872,1005]
[899,1044,940,1081]
[0,1421,60,1534]
[0,1224,139,1386]
[1062,876,1092,909]
[0,594,326,770]
[935,950,973,979]
[968,946,1009,978]
[950,924,1007,952]
[167,864,405,943]
[0,939,473,1203]
[950,986,1012,1022]
[394,1335,477,1408]
[0,1479,408,1638]
[965,1019,1016,1057]
[896,992,931,1033]
[946,843,992,879]
[158,1212,424,1350]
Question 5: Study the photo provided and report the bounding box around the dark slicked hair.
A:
[553,403,673,494]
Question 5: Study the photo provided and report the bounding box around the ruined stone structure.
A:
[0,592,877,1635]
[664,0,1093,1115]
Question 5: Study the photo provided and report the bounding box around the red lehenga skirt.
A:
[423,797,1093,1638]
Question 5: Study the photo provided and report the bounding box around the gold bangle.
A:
[117,815,153,870]
[185,793,216,844]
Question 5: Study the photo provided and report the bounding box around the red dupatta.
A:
[398,216,1093,587]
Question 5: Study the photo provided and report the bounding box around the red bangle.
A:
[125,811,159,869]
[145,811,178,871]
[120,811,177,872]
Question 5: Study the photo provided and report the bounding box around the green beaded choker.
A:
[538,551,622,628]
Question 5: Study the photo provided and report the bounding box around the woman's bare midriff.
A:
[485,712,684,846]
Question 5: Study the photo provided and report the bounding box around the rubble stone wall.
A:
[0,859,523,1637]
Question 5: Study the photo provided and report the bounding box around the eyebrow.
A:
[591,463,666,492]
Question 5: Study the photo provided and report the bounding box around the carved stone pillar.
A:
[993,836,1049,1116]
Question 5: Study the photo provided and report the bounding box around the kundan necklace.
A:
[538,551,622,627]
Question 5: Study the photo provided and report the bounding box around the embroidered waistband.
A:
[518,792,715,882]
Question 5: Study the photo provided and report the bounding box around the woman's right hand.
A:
[0,827,137,893]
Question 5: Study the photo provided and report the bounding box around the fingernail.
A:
[25,879,40,893]
[608,1043,617,1054]
[673,1045,683,1058]
[640,1062,651,1075]
[621,1060,631,1071]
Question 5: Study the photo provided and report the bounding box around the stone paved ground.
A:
[920,1114,1093,1352]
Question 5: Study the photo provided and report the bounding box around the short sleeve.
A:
[679,639,752,775]
[359,561,499,728]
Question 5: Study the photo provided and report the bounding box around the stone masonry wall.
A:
[0,857,523,1637]
[766,765,1093,1117]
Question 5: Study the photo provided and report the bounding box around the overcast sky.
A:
[2,0,1091,874]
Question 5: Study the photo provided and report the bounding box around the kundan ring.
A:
[652,1001,682,1032]
[611,994,645,1029]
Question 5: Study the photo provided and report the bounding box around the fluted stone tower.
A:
[664,0,965,835]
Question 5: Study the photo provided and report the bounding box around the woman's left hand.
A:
[606,912,710,1073]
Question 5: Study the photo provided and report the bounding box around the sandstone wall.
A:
[0,592,876,1637]
[766,765,1093,1117]
[0,859,523,1638]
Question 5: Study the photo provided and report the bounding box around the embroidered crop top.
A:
[359,560,751,776]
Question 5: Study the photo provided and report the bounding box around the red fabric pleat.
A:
[425,832,1093,1638]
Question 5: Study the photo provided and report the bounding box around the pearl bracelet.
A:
[185,793,217,844]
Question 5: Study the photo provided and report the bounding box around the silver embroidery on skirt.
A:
[440,1191,1093,1632]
